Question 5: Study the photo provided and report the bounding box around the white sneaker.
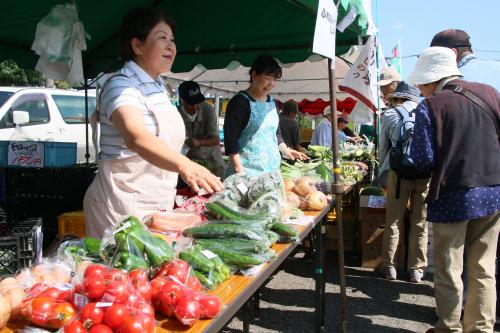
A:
[410,269,424,283]
[386,266,397,280]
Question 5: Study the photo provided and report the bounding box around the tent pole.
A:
[84,75,90,164]
[328,58,348,333]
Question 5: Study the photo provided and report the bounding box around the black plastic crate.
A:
[0,218,42,276]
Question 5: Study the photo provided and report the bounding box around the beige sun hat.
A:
[323,106,342,116]
[376,67,401,86]
[407,47,462,85]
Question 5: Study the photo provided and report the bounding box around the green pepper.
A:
[143,234,173,267]
[83,237,101,255]
[115,225,145,253]
[114,252,149,271]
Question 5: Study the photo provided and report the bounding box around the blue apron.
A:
[226,93,281,177]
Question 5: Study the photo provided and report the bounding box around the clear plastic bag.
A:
[99,216,174,271]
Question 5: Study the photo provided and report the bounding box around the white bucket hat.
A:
[323,106,342,116]
[407,47,462,85]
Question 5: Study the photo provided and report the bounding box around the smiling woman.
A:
[83,7,223,238]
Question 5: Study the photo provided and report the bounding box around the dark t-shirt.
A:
[279,114,300,149]
[223,91,283,155]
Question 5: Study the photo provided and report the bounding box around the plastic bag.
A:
[178,246,231,291]
[174,195,209,214]
[183,221,270,243]
[144,211,204,235]
[31,3,90,84]
[99,216,174,271]
[247,171,286,205]
[211,173,254,207]
[57,238,101,266]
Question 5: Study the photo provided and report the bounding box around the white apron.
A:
[83,94,185,238]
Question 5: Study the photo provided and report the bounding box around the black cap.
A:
[430,29,471,48]
[178,81,205,105]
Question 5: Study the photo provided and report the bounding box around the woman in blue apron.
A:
[223,55,307,177]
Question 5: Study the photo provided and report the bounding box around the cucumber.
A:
[271,222,298,237]
[202,247,266,268]
[194,238,269,254]
[183,223,267,241]
[179,249,214,273]
[206,201,267,220]
[193,270,216,290]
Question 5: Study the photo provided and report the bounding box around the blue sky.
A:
[374,0,500,79]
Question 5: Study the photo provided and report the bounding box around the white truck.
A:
[0,87,97,163]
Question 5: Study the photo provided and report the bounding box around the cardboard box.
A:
[359,207,386,222]
[360,212,405,269]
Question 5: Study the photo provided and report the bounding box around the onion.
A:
[306,190,328,210]
[0,278,17,291]
[4,287,24,320]
[298,195,309,211]
[284,179,296,192]
[0,295,11,328]
[294,177,316,197]
[286,192,301,208]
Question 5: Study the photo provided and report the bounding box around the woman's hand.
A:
[288,149,309,161]
[179,160,224,194]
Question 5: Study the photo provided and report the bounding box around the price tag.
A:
[368,196,386,208]
[7,141,45,167]
[73,293,89,309]
[95,302,113,308]
[113,221,132,234]
[236,183,249,194]
[201,249,217,260]
[55,283,73,291]
[284,216,314,226]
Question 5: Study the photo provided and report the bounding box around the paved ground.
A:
[221,250,500,333]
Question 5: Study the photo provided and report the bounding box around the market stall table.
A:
[0,206,331,333]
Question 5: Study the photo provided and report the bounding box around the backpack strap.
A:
[445,85,500,143]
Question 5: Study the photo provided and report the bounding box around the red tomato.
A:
[107,269,129,283]
[105,278,130,303]
[48,302,77,328]
[197,295,221,318]
[84,276,107,300]
[166,265,189,284]
[160,301,175,318]
[29,296,55,326]
[160,280,188,306]
[129,269,152,301]
[80,303,105,327]
[64,320,86,333]
[170,259,190,272]
[174,297,201,326]
[185,275,202,291]
[84,264,108,279]
[89,324,113,333]
[153,262,173,278]
[40,287,61,299]
[118,311,155,333]
[150,276,170,307]
[103,304,130,329]
[57,289,73,303]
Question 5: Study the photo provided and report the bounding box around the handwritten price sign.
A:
[7,141,44,167]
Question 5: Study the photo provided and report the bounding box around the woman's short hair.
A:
[120,7,175,62]
[249,55,282,81]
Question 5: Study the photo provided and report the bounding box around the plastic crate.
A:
[0,141,76,167]
[0,218,42,276]
[58,211,86,238]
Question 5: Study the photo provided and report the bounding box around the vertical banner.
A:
[339,35,379,111]
[391,41,402,75]
[313,0,338,66]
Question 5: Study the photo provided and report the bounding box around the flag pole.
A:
[374,0,381,161]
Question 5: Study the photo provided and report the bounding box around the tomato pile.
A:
[10,261,221,332]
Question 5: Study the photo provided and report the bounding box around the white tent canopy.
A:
[163,49,361,101]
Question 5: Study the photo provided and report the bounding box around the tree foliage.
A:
[0,59,44,86]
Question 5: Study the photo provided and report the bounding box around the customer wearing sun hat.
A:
[407,46,500,333]
[430,29,500,91]
[311,106,357,147]
[377,67,401,105]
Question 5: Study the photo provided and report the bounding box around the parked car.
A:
[0,87,97,163]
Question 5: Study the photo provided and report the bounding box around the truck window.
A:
[52,94,96,124]
[0,94,49,128]
[0,91,14,108]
